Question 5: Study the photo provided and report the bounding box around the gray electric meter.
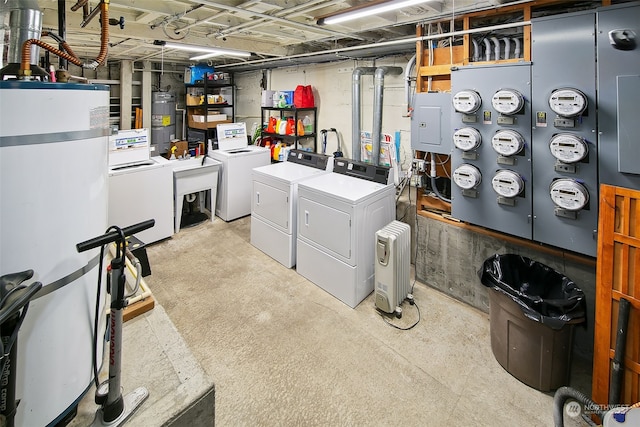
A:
[453,164,482,190]
[550,178,589,211]
[491,130,525,156]
[548,88,587,117]
[549,133,588,163]
[491,170,524,198]
[491,89,524,115]
[453,127,482,151]
[452,90,482,114]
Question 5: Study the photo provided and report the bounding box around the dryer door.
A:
[253,180,290,231]
[298,196,352,261]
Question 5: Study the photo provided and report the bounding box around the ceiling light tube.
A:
[154,40,251,57]
[318,0,433,25]
[190,52,223,61]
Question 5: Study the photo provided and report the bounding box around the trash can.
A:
[478,254,586,392]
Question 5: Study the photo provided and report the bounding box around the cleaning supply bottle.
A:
[297,119,304,136]
[302,115,313,134]
[286,118,295,135]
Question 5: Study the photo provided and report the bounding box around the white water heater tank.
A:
[0,81,110,426]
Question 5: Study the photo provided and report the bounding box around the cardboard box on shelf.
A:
[186,94,203,106]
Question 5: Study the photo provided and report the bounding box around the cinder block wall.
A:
[415,213,596,361]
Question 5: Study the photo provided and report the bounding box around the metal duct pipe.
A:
[483,38,491,61]
[352,67,376,162]
[372,66,402,166]
[1,0,42,66]
[502,37,511,59]
[513,38,521,58]
[472,38,480,62]
[490,37,500,60]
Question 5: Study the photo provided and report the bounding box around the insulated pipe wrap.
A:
[372,66,402,166]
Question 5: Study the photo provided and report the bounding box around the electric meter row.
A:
[453,127,588,163]
[452,87,587,117]
[452,164,589,211]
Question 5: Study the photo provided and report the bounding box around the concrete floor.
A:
[130,214,593,427]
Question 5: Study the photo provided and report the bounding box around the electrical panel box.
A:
[617,75,640,175]
[597,2,640,190]
[531,11,598,257]
[450,63,532,240]
[411,92,451,154]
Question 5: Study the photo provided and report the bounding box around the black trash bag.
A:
[478,254,587,330]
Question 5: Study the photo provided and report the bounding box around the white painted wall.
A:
[234,54,415,172]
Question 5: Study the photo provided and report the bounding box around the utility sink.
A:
[171,157,221,233]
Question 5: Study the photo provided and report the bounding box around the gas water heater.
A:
[0,80,110,426]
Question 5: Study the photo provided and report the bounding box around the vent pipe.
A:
[352,67,376,161]
[372,66,402,166]
[0,0,42,67]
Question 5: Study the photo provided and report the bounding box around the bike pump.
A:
[76,219,155,427]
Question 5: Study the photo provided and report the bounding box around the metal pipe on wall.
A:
[352,67,376,162]
[372,66,402,166]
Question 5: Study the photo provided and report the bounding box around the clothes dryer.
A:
[251,150,333,268]
[296,159,395,308]
[208,123,270,221]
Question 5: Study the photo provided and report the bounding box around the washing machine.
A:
[296,159,395,308]
[251,149,333,268]
[208,123,270,221]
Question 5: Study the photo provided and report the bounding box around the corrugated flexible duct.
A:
[352,67,376,161]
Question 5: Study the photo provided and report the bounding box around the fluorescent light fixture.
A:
[190,52,223,61]
[154,40,251,57]
[318,0,433,25]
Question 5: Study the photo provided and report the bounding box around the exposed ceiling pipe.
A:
[219,20,531,71]
[58,0,67,69]
[372,66,403,167]
[352,67,377,162]
[196,0,361,40]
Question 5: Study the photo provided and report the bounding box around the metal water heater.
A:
[0,81,110,426]
[151,91,176,155]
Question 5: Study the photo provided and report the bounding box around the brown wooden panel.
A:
[593,184,640,406]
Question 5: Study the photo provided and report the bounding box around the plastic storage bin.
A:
[479,254,586,391]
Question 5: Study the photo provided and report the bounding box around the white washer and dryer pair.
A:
[296,159,395,308]
[208,123,270,221]
[251,149,334,268]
